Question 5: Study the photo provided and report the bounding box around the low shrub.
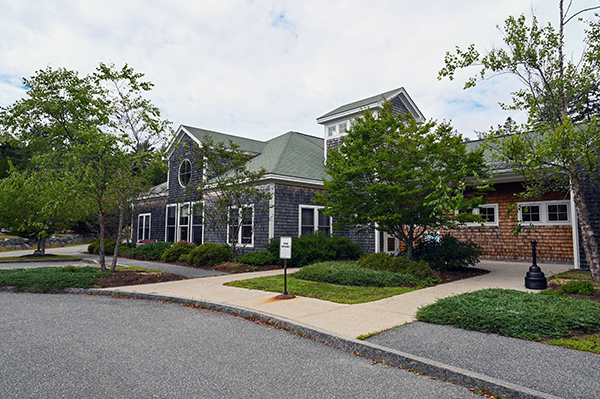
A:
[240,251,276,266]
[161,241,196,263]
[561,280,595,296]
[87,239,117,255]
[295,262,432,288]
[266,233,362,267]
[412,234,482,271]
[122,241,172,261]
[357,253,432,277]
[185,243,231,266]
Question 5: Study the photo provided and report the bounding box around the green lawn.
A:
[0,254,81,262]
[226,274,418,304]
[0,266,112,291]
[0,265,159,291]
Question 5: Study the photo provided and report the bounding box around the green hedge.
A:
[119,242,172,261]
[412,234,482,271]
[161,241,196,263]
[240,251,276,266]
[357,253,433,278]
[295,262,432,287]
[185,243,231,267]
[87,239,117,255]
[266,234,362,267]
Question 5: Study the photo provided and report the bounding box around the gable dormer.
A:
[316,87,425,154]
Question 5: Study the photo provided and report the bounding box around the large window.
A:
[299,206,331,236]
[519,201,570,225]
[166,205,177,242]
[137,213,151,242]
[179,203,190,242]
[166,202,203,243]
[229,206,254,246]
[191,202,203,245]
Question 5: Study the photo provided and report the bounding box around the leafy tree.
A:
[93,63,171,271]
[315,103,490,259]
[0,64,170,270]
[0,165,91,254]
[192,135,272,259]
[439,0,600,281]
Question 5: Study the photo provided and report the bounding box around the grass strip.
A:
[0,266,111,291]
[417,288,600,340]
[0,254,81,262]
[547,333,600,353]
[226,275,417,304]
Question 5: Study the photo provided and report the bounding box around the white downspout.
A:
[570,188,580,269]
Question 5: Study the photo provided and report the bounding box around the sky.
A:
[0,0,598,142]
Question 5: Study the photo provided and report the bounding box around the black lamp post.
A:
[524,239,547,290]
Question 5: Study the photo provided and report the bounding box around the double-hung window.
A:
[137,213,151,241]
[179,203,190,242]
[166,205,177,242]
[191,202,203,245]
[229,206,254,246]
[519,200,570,225]
[299,206,331,236]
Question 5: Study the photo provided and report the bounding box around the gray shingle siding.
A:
[168,134,202,204]
[273,184,320,238]
[132,199,167,242]
[326,136,345,153]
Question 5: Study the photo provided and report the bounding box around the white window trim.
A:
[518,200,571,226]
[227,205,254,248]
[177,202,192,242]
[383,232,399,255]
[137,213,151,241]
[464,204,499,227]
[326,120,350,138]
[178,158,192,188]
[298,205,332,237]
[190,201,204,245]
[165,204,177,242]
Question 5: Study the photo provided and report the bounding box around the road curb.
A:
[76,288,562,399]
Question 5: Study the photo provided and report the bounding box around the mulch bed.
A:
[95,271,187,288]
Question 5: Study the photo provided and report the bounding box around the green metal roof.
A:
[317,88,401,120]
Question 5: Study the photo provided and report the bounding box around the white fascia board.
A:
[166,126,201,160]
[395,88,425,122]
[490,169,526,183]
[261,173,324,189]
[316,105,378,125]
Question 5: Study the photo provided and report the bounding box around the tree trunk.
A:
[98,210,107,272]
[111,195,126,272]
[571,177,600,282]
[36,236,46,255]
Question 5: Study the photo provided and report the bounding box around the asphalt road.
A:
[0,293,480,399]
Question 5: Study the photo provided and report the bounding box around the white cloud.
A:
[0,0,597,140]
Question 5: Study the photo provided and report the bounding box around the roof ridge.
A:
[270,132,293,174]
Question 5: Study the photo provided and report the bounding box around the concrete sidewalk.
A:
[105,260,572,338]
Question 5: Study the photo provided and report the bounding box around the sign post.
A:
[276,237,295,299]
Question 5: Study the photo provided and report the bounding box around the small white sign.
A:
[280,236,292,259]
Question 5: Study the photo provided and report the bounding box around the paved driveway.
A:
[0,293,478,399]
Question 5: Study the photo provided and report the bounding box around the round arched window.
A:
[179,159,192,187]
